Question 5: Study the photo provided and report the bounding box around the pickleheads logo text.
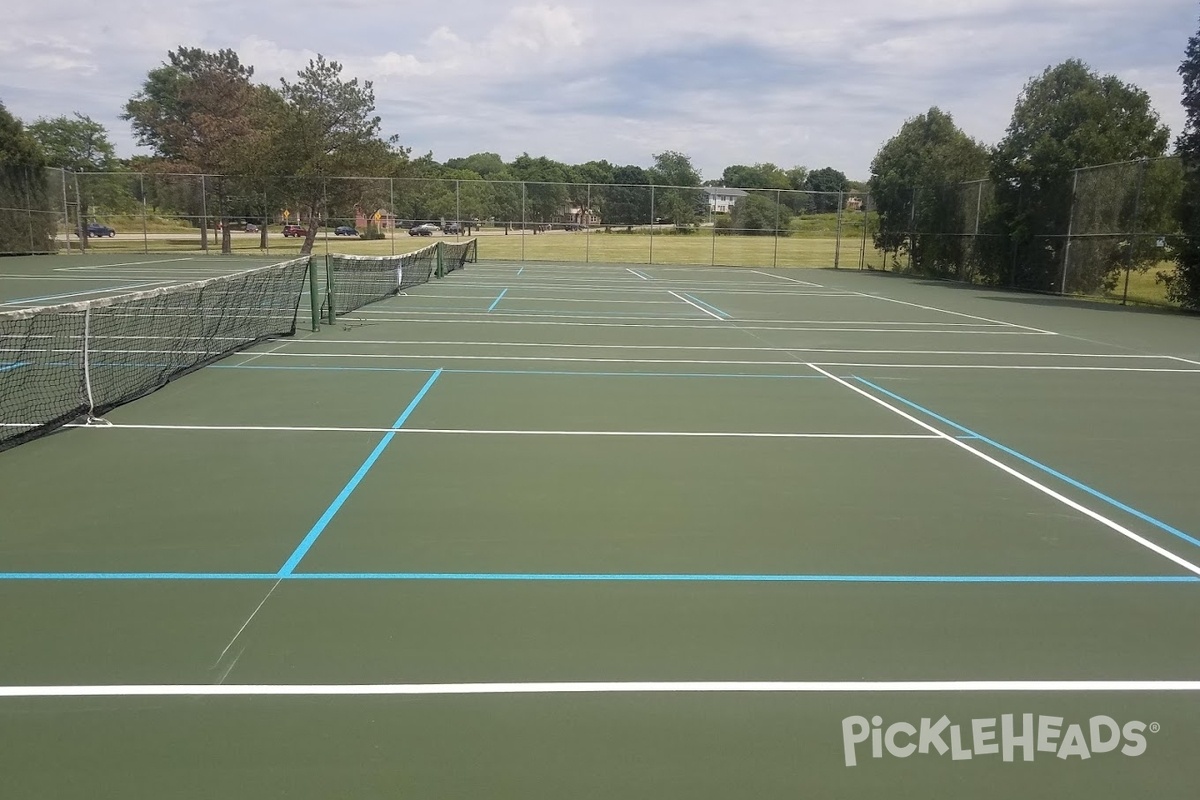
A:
[841,714,1158,767]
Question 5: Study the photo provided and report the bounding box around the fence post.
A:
[834,190,845,269]
[773,189,781,268]
[969,180,983,281]
[521,182,527,262]
[199,174,209,253]
[389,178,395,256]
[1060,169,1079,294]
[455,180,461,240]
[859,193,869,269]
[648,185,655,265]
[73,172,85,250]
[906,187,917,272]
[1121,158,1148,305]
[308,255,321,332]
[140,173,149,254]
[585,184,591,263]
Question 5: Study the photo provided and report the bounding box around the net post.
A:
[82,307,96,418]
[436,242,445,278]
[325,254,336,323]
[308,256,321,331]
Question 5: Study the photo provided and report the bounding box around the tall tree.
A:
[1173,17,1200,309]
[868,107,990,276]
[28,114,130,243]
[987,59,1169,291]
[274,54,393,254]
[649,151,703,227]
[123,47,264,252]
[0,101,55,253]
[805,167,850,212]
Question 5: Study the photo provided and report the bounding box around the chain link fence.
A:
[7,160,1185,306]
[874,156,1183,307]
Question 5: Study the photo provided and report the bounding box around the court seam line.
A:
[855,377,1200,549]
[53,257,194,272]
[809,365,1200,578]
[276,368,444,575]
[1,280,174,306]
[4,681,1200,698]
[627,268,650,280]
[669,290,727,320]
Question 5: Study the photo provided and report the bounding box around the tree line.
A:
[869,49,1200,308]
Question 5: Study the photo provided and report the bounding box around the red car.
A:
[282,224,306,237]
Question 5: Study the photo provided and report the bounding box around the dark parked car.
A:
[86,222,115,237]
[408,223,439,236]
[443,222,462,234]
[282,224,306,237]
[335,226,358,236]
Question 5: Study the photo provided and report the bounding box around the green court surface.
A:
[2,253,1200,798]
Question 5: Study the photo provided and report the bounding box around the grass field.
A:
[1,250,1199,797]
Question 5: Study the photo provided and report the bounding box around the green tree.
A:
[805,167,849,212]
[273,54,393,254]
[28,114,132,244]
[1172,18,1200,309]
[720,163,790,190]
[0,101,55,253]
[649,151,703,227]
[729,193,792,236]
[987,59,1170,291]
[599,164,651,226]
[868,107,990,276]
[123,47,266,252]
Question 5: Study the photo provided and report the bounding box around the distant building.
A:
[845,197,864,212]
[354,207,396,230]
[703,186,748,214]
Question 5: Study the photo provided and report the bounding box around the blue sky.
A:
[0,0,1194,180]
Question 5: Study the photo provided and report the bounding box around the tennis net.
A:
[0,256,312,452]
[323,239,478,317]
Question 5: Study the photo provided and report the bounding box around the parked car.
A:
[282,224,306,237]
[244,223,259,233]
[334,226,358,236]
[86,222,115,237]
[408,223,439,236]
[443,222,462,235]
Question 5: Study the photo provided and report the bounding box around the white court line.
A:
[54,257,195,272]
[43,423,942,438]
[802,363,1200,373]
[391,294,677,305]
[627,268,650,280]
[853,291,1056,335]
[341,317,1053,334]
[1,280,174,306]
[271,341,1179,360]
[457,283,853,297]
[809,363,1200,578]
[1168,355,1200,366]
[669,291,726,320]
[3,681,1200,698]
[751,270,823,287]
[355,309,1004,327]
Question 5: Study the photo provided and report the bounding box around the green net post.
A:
[436,242,445,278]
[324,254,336,323]
[307,257,321,331]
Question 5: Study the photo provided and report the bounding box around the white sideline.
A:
[2,681,1200,698]
[810,364,1200,578]
[669,291,725,320]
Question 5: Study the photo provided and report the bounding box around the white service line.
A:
[268,341,1180,359]
[340,317,1052,334]
[751,270,823,287]
[50,423,941,438]
[54,257,195,272]
[853,292,1057,335]
[626,268,650,280]
[669,291,726,320]
[808,363,1200,578]
[3,680,1200,698]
